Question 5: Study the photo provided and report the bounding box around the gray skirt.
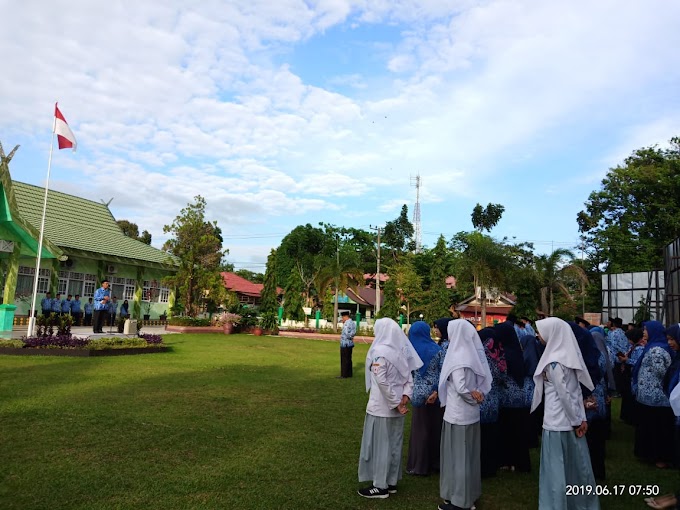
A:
[539,430,600,510]
[358,414,405,489]
[440,420,481,508]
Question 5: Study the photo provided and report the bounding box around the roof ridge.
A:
[15,181,111,209]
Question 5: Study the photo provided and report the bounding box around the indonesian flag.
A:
[54,103,77,151]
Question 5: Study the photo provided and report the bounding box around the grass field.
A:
[0,333,677,509]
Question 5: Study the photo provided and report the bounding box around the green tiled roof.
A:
[13,182,177,267]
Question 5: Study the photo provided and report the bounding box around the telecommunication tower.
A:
[410,173,422,253]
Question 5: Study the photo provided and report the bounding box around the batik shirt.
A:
[340,319,356,348]
[411,350,445,407]
[635,346,672,407]
[500,374,533,409]
[585,352,607,422]
[608,329,629,362]
[480,340,505,424]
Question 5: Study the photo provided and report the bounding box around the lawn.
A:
[0,333,676,509]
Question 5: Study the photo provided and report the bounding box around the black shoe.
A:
[358,486,389,499]
[388,485,397,494]
[438,503,456,510]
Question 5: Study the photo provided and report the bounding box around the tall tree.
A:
[276,224,326,304]
[471,203,505,232]
[162,196,226,317]
[383,204,415,261]
[578,138,680,272]
[117,219,152,245]
[392,255,422,323]
[315,230,364,330]
[377,270,401,321]
[234,269,264,284]
[535,249,588,317]
[427,235,451,321]
[260,250,279,315]
[451,231,512,326]
[283,270,305,321]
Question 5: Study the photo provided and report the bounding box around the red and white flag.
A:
[54,103,77,151]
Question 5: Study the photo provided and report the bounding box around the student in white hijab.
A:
[531,317,600,510]
[357,318,423,499]
[438,319,492,510]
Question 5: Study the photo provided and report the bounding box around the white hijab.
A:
[365,318,423,392]
[531,317,594,412]
[438,319,492,405]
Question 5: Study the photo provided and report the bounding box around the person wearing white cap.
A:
[532,317,600,510]
[438,319,492,510]
[357,318,423,499]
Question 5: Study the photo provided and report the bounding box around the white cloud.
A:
[2,0,680,268]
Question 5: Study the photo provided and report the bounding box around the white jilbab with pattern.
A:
[438,319,492,509]
[358,318,422,490]
[532,317,600,510]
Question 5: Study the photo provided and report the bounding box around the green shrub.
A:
[86,337,150,350]
[167,317,212,327]
[0,339,25,348]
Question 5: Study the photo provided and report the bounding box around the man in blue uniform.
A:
[93,280,111,334]
[41,292,53,316]
[52,293,63,316]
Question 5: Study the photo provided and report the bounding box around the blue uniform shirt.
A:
[84,302,94,314]
[109,301,118,314]
[93,287,110,311]
[62,299,72,313]
[51,298,63,312]
[41,296,52,310]
[71,299,82,313]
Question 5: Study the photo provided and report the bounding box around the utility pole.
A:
[370,225,382,316]
[410,173,422,253]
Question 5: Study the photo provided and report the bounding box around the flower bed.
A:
[0,334,168,357]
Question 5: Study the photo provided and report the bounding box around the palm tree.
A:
[535,249,588,316]
[315,252,364,331]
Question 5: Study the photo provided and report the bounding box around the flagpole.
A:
[27,115,57,338]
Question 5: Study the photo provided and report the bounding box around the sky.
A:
[1,0,679,272]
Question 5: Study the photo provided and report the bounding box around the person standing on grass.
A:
[339,310,356,378]
[438,319,492,510]
[357,318,422,499]
[532,317,599,510]
[632,320,674,469]
[405,321,444,476]
[92,280,110,334]
[494,320,532,473]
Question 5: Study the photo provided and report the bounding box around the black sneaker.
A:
[358,486,389,499]
[387,485,397,494]
[438,502,455,510]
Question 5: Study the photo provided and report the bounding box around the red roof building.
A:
[221,272,282,307]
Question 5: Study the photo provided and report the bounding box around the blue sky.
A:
[1,1,679,272]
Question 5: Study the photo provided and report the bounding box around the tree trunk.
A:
[332,279,339,331]
[480,289,487,328]
[549,288,554,316]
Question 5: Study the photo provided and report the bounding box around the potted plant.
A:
[259,311,279,335]
[214,312,241,334]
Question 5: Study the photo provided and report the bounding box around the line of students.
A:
[39,291,128,327]
[356,316,601,510]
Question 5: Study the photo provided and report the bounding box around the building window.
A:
[16,267,52,299]
[123,285,135,300]
[159,287,170,303]
[83,281,95,297]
